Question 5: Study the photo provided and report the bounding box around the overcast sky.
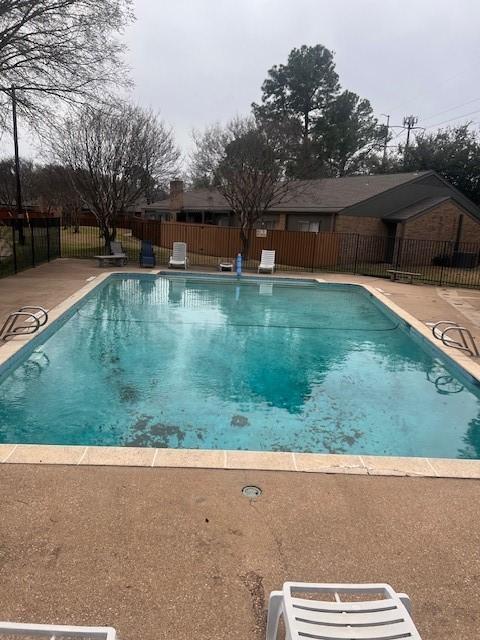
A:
[124,0,480,159]
[3,0,480,162]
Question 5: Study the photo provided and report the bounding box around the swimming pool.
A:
[1,274,479,459]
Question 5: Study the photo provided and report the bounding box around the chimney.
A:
[169,179,184,212]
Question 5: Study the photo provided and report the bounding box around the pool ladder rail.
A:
[0,306,49,341]
[430,320,479,357]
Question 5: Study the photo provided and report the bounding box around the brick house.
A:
[142,171,480,246]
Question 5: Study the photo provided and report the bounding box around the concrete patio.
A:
[1,259,480,638]
[0,465,478,639]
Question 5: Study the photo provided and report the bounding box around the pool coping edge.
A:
[0,444,479,478]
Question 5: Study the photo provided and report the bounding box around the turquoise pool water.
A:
[1,274,480,458]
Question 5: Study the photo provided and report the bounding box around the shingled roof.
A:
[276,172,432,212]
[383,196,452,221]
[145,172,431,214]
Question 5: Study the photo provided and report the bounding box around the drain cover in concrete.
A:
[242,485,262,498]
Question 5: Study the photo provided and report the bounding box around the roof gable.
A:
[340,172,480,220]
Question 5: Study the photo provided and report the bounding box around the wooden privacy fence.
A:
[59,216,480,288]
[129,219,340,270]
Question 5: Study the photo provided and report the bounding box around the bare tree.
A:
[191,118,292,257]
[0,0,133,124]
[33,164,82,230]
[51,103,180,250]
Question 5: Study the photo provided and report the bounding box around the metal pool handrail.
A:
[0,306,49,341]
[431,320,479,357]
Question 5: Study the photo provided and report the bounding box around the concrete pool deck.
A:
[0,464,479,640]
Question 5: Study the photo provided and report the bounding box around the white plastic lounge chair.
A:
[258,249,275,273]
[94,240,127,267]
[169,242,189,269]
[266,582,422,639]
[0,621,116,639]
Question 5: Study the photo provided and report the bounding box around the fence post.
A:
[394,236,403,269]
[58,219,61,258]
[46,221,50,261]
[353,234,360,274]
[439,240,448,286]
[310,233,317,272]
[11,223,17,273]
[30,222,35,267]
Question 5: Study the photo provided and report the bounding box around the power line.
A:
[422,96,480,123]
[425,108,480,130]
[387,67,474,114]
[392,128,406,140]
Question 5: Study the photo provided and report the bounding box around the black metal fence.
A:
[5,216,480,289]
[0,218,61,277]
[58,218,480,288]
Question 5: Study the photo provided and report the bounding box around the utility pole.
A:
[381,114,390,169]
[1,84,63,245]
[403,115,420,164]
[381,115,424,167]
[10,85,25,243]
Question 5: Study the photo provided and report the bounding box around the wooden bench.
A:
[386,269,422,284]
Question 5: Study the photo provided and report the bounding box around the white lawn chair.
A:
[266,582,422,639]
[258,249,275,273]
[0,621,116,638]
[169,242,189,269]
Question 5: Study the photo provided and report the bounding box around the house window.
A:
[299,221,320,233]
[256,217,277,230]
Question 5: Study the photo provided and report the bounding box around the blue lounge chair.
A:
[139,240,156,267]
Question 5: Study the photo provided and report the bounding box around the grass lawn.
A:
[56,226,480,287]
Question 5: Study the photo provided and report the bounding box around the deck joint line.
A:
[425,458,438,476]
[77,447,88,464]
[358,455,369,474]
[291,452,298,471]
[2,444,17,462]
[151,449,158,467]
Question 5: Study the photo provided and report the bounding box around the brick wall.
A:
[334,215,388,236]
[401,200,464,241]
[336,201,480,243]
[458,211,480,243]
[333,215,390,265]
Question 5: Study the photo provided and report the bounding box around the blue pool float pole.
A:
[236,253,242,277]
